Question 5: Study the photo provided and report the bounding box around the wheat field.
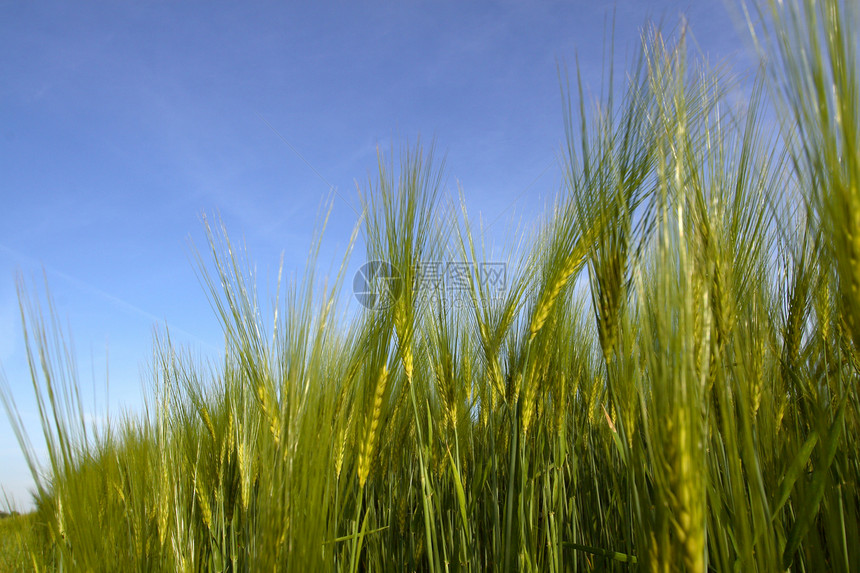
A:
[2,0,859,570]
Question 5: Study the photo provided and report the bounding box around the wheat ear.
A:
[358,365,389,487]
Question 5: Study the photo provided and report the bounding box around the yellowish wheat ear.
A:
[531,254,585,341]
[358,365,389,487]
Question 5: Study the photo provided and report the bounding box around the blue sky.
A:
[0,1,749,509]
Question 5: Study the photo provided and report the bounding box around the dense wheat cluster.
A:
[2,0,859,570]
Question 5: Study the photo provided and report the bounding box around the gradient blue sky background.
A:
[1,1,752,509]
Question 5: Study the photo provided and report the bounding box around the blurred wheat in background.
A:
[1,0,859,570]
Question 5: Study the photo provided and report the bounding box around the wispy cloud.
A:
[0,242,218,353]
